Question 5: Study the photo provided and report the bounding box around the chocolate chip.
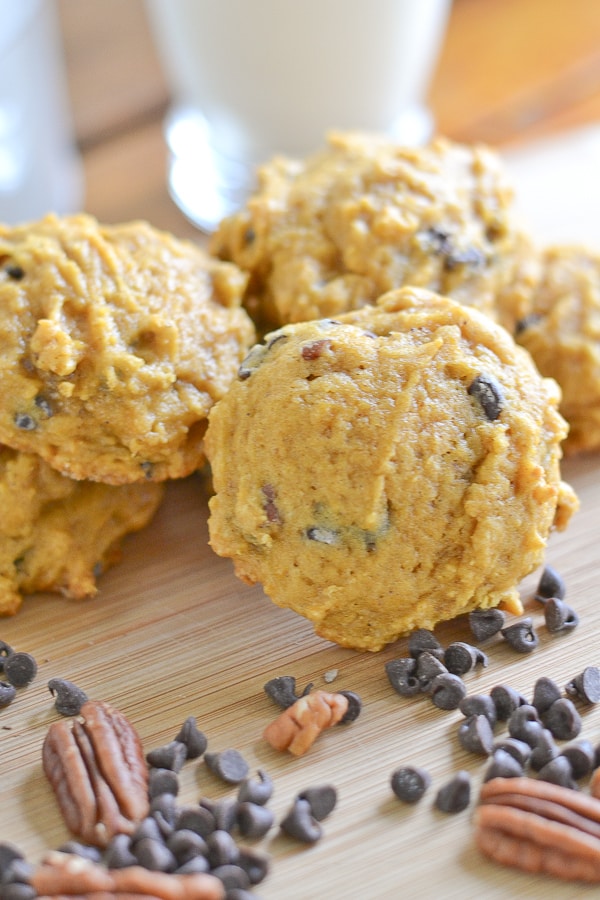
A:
[211,864,250,892]
[148,768,179,798]
[206,830,239,868]
[5,265,24,280]
[537,756,576,790]
[166,829,208,865]
[146,740,187,773]
[390,765,431,803]
[492,738,532,768]
[385,657,420,697]
[337,690,362,723]
[434,771,471,813]
[134,836,177,872]
[204,749,249,784]
[515,313,542,334]
[444,641,487,675]
[280,798,322,843]
[430,672,467,710]
[566,666,600,704]
[261,483,282,524]
[237,770,273,806]
[459,693,497,728]
[501,617,539,653]
[529,728,559,771]
[542,698,582,741]
[0,642,15,671]
[490,683,529,720]
[200,796,238,833]
[0,682,17,707]
[507,704,543,746]
[297,784,337,821]
[173,716,207,759]
[458,715,494,756]
[0,843,24,879]
[47,678,88,716]
[544,597,579,634]
[237,846,270,885]
[483,748,524,781]
[175,856,210,875]
[243,227,256,244]
[3,652,36,688]
[3,882,37,900]
[416,651,448,692]
[468,608,506,641]
[238,343,268,379]
[408,629,444,660]
[560,740,596,779]
[532,676,563,715]
[264,674,312,708]
[132,816,164,845]
[34,394,53,418]
[176,805,215,838]
[13,413,37,431]
[104,833,138,869]
[236,802,274,840]
[150,793,179,836]
[467,373,504,421]
[535,565,566,602]
[305,525,338,545]
[55,841,102,863]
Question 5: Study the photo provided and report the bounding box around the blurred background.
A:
[3,0,600,238]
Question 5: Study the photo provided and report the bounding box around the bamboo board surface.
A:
[2,129,600,899]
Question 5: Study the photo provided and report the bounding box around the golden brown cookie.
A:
[205,287,577,651]
[512,245,600,455]
[210,132,528,331]
[0,444,164,615]
[0,214,255,484]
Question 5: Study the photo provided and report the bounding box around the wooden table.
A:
[3,1,600,897]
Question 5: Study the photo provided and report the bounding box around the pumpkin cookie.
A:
[0,214,255,484]
[205,287,577,651]
[0,444,164,615]
[512,245,600,455]
[210,132,528,331]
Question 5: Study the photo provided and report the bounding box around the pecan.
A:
[31,850,224,898]
[42,701,149,847]
[475,776,600,882]
[263,689,348,756]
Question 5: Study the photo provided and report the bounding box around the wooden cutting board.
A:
[3,129,600,899]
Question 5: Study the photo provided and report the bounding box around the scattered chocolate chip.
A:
[280,797,322,843]
[175,856,210,875]
[55,841,102,863]
[537,755,576,790]
[515,313,542,334]
[211,864,250,892]
[206,829,239,868]
[529,728,559,771]
[238,343,268,379]
[150,793,179,836]
[0,642,15,671]
[176,804,215,838]
[467,373,504,421]
[468,607,506,641]
[173,716,207,759]
[337,690,362,723]
[203,796,239,833]
[166,829,208,865]
[133,836,177,872]
[236,802,274,840]
[408,629,444,660]
[544,597,579,634]
[444,642,487,676]
[4,652,37,688]
[0,682,17,707]
[237,846,270,885]
[237,769,273,806]
[132,816,164,846]
[565,666,600,704]
[204,749,249,784]
[430,672,467,710]
[483,748,524,781]
[501,617,538,653]
[243,227,255,244]
[3,882,37,900]
[490,683,529,720]
[390,765,431,803]
[434,770,471,813]
[104,833,138,869]
[146,740,187,773]
[0,843,24,879]
[385,657,420,697]
[306,525,339,545]
[507,704,543,746]
[458,715,494,756]
[532,676,563,715]
[5,265,24,280]
[148,767,179,798]
[459,694,497,728]
[264,674,312,708]
[47,677,88,716]
[298,784,337,821]
[416,651,448,692]
[34,394,53,418]
[535,565,566,602]
[492,738,531,768]
[560,740,596,779]
[13,413,37,431]
[542,698,582,741]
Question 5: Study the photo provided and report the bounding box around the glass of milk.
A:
[146,0,451,232]
[0,0,82,225]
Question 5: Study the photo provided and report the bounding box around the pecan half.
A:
[475,776,600,882]
[31,850,224,898]
[42,701,149,847]
[263,689,348,756]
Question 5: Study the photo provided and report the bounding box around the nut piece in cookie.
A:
[0,214,255,483]
[205,287,577,652]
[0,444,164,615]
[210,131,528,331]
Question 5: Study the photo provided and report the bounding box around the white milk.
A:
[0,0,82,224]
[146,0,451,230]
